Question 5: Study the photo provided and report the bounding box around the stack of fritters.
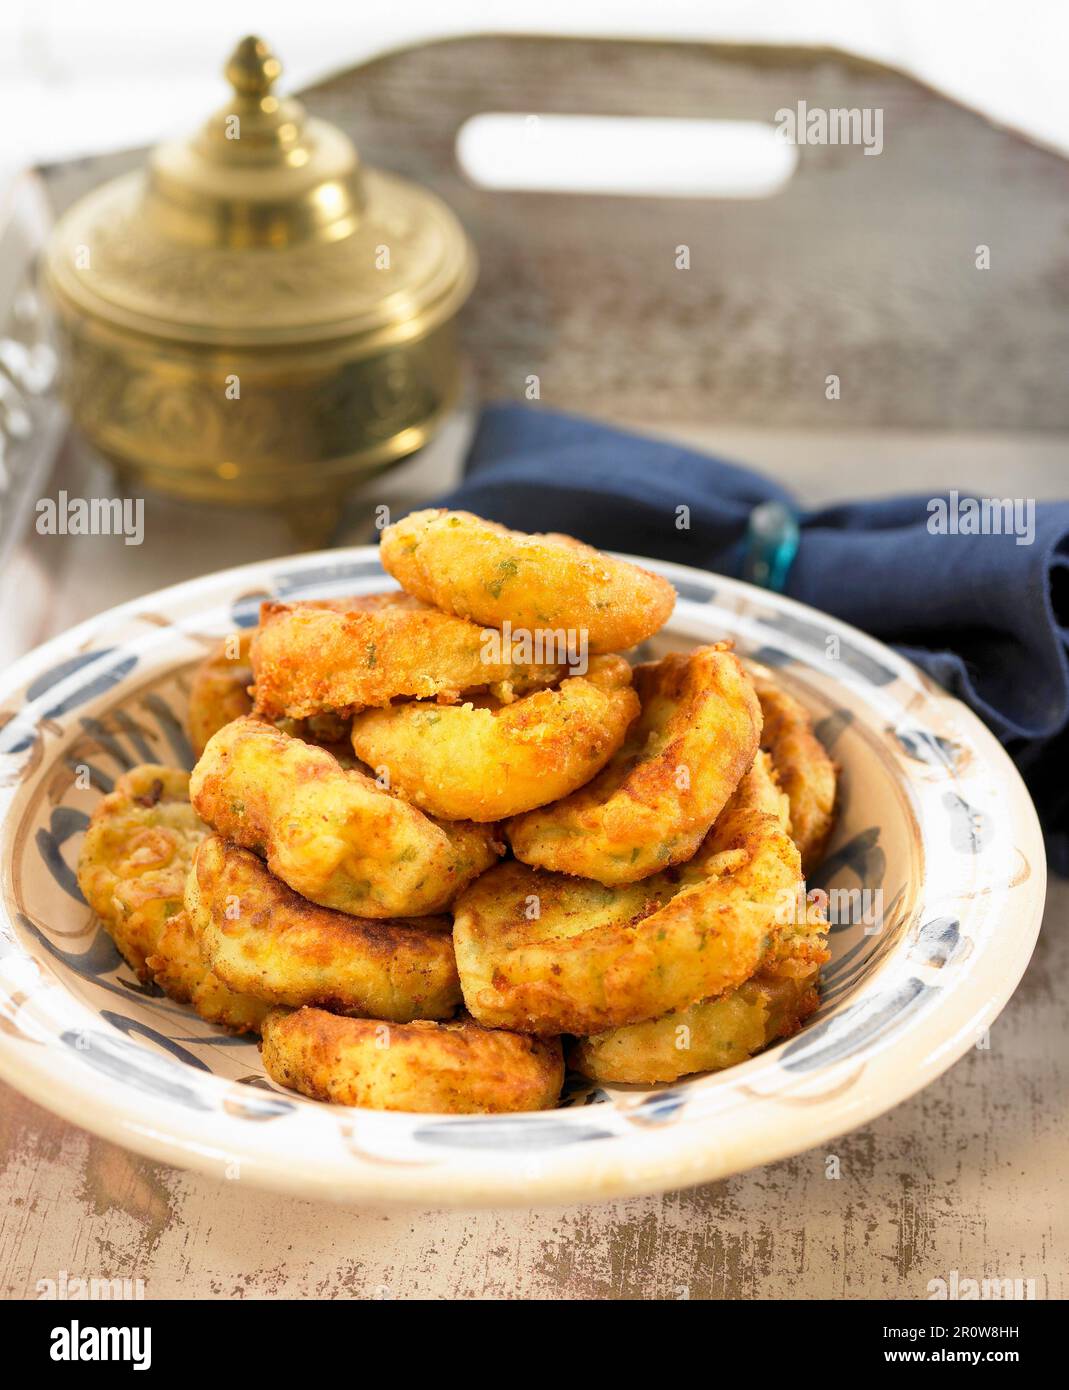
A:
[77,510,837,1112]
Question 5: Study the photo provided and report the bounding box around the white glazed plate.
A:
[0,548,1045,1206]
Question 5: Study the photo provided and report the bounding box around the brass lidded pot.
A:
[45,36,477,505]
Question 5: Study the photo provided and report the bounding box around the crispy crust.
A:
[188,626,355,758]
[379,509,676,653]
[75,764,267,1032]
[754,679,838,872]
[507,645,762,884]
[187,836,461,1021]
[454,753,803,1035]
[260,1007,564,1113]
[350,655,640,821]
[251,595,562,721]
[189,717,502,917]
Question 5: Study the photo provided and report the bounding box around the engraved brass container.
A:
[44,36,477,505]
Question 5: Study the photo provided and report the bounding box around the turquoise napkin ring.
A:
[741,501,800,593]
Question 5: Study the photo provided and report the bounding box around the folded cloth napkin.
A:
[434,403,1069,875]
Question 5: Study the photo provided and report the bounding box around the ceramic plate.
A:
[0,548,1045,1206]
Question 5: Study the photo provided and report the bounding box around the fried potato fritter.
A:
[77,765,206,979]
[754,679,838,872]
[261,1007,564,1113]
[187,836,461,1021]
[571,753,829,1082]
[188,629,354,757]
[75,764,267,1032]
[454,752,803,1035]
[189,718,502,917]
[251,595,562,721]
[187,633,254,757]
[507,644,762,884]
[570,944,826,1084]
[379,508,676,653]
[350,655,640,821]
[148,910,270,1035]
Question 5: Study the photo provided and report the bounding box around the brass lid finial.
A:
[226,36,282,101]
[139,33,371,247]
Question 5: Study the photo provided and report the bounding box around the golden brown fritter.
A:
[507,644,762,884]
[350,655,640,822]
[260,1007,564,1113]
[187,634,255,758]
[77,765,205,979]
[75,764,267,1032]
[147,911,270,1035]
[189,717,502,917]
[250,595,563,721]
[187,836,461,1022]
[188,626,355,758]
[754,678,838,872]
[379,508,676,653]
[454,753,804,1036]
[571,752,828,1082]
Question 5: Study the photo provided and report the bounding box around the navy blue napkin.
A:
[435,403,1069,874]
